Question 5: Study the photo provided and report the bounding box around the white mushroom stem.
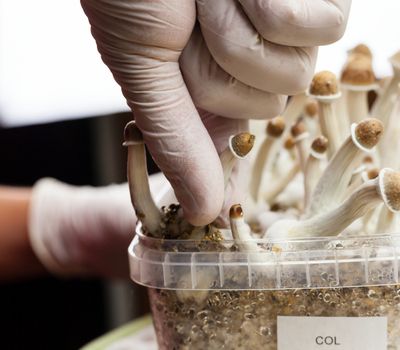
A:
[291,120,309,174]
[123,121,161,236]
[376,206,398,234]
[267,168,400,240]
[380,89,400,168]
[220,132,255,188]
[282,93,308,125]
[250,117,285,201]
[345,88,370,123]
[304,136,328,210]
[371,51,400,129]
[335,89,350,142]
[307,118,383,218]
[316,98,342,158]
[229,204,260,253]
[264,162,301,205]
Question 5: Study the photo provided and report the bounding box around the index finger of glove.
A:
[81,0,225,226]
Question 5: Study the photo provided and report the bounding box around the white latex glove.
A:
[28,173,170,278]
[81,0,351,226]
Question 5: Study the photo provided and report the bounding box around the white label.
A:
[277,316,387,350]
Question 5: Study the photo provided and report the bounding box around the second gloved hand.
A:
[28,174,171,278]
[81,0,351,226]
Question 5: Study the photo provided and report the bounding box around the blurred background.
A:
[1,0,399,348]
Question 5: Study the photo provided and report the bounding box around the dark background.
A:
[0,113,153,349]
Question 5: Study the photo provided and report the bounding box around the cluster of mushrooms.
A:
[124,44,400,251]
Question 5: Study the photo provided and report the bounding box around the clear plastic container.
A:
[129,230,400,349]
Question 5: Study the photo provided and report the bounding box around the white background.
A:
[1,0,400,127]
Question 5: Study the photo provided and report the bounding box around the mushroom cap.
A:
[123,121,143,146]
[290,120,306,138]
[341,57,375,85]
[363,155,374,164]
[229,204,244,219]
[311,136,329,154]
[354,118,383,149]
[284,136,296,150]
[367,168,379,180]
[309,71,339,96]
[230,132,255,158]
[266,116,285,137]
[380,169,400,212]
[304,100,318,117]
[349,44,372,59]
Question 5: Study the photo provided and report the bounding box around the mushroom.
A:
[220,132,255,188]
[304,136,328,210]
[307,118,383,218]
[308,71,342,158]
[303,98,320,137]
[267,168,400,240]
[250,116,285,201]
[229,204,260,253]
[341,56,377,123]
[123,121,162,236]
[290,119,309,174]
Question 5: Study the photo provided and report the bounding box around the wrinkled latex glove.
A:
[81,0,351,226]
[28,174,170,278]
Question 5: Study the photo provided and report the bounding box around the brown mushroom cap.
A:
[123,121,143,145]
[354,118,383,149]
[231,132,255,157]
[266,116,285,137]
[284,136,296,150]
[349,44,372,59]
[341,57,375,85]
[309,71,339,96]
[363,155,374,164]
[367,168,379,180]
[382,170,400,211]
[311,136,329,154]
[304,100,318,117]
[290,120,306,138]
[229,204,244,219]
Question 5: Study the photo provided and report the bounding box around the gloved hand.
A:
[28,174,170,278]
[81,0,351,226]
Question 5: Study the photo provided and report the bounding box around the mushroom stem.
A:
[123,121,161,236]
[371,51,400,129]
[304,136,328,210]
[376,206,398,234]
[307,118,383,218]
[250,117,285,201]
[282,93,308,125]
[291,120,309,174]
[335,89,350,142]
[379,88,400,168]
[264,162,301,205]
[267,168,400,239]
[346,90,369,123]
